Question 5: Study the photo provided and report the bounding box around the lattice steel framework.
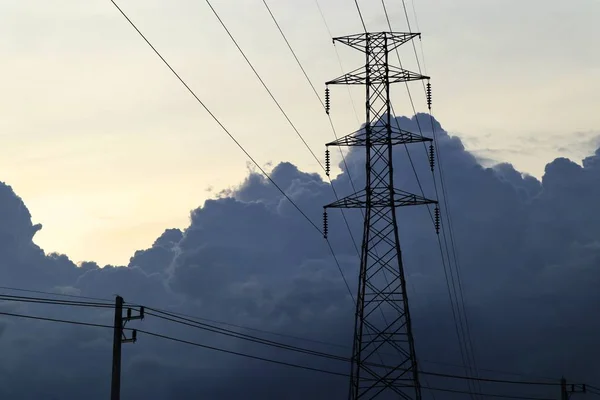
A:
[324,32,436,400]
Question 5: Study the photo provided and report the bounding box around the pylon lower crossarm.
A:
[326,66,366,85]
[325,189,437,209]
[326,127,432,147]
[388,65,429,83]
[326,66,428,86]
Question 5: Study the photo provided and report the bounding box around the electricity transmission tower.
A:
[323,32,437,399]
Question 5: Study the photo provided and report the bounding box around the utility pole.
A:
[323,32,437,399]
[111,295,144,400]
[561,377,587,400]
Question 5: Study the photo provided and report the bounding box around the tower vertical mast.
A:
[324,32,436,399]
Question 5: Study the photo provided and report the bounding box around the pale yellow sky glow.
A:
[1,0,598,265]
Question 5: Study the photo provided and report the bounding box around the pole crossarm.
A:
[326,126,432,147]
[325,189,436,209]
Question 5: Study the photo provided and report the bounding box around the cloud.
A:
[0,114,599,399]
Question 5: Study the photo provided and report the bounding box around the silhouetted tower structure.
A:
[323,32,437,399]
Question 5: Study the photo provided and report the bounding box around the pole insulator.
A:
[426,81,432,110]
[325,86,330,114]
[325,148,331,176]
[429,144,435,172]
[323,209,328,239]
[434,206,441,234]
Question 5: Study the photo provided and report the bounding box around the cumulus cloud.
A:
[0,114,599,399]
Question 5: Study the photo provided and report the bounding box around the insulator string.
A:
[426,81,432,110]
[429,144,435,172]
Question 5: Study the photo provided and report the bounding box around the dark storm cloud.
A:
[0,114,599,399]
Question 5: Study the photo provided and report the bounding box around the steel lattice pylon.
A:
[324,32,437,400]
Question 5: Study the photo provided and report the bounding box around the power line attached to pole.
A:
[111,296,144,400]
[562,377,587,400]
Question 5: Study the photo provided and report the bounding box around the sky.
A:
[0,0,600,394]
[0,0,598,265]
[0,2,600,396]
[0,114,599,398]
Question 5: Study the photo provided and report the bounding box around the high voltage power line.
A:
[372,0,482,398]
[331,0,481,398]
[0,294,112,309]
[202,0,324,171]
[0,285,113,303]
[398,3,484,398]
[0,310,115,330]
[314,0,362,126]
[109,6,446,382]
[285,13,429,360]
[66,1,541,398]
[257,5,433,385]
[0,293,565,386]
[353,0,368,32]
[259,0,364,277]
[4,0,589,399]
[204,1,420,347]
[107,0,320,234]
[374,1,480,396]
[0,285,583,387]
[108,0,354,300]
[311,2,449,399]
[0,293,584,400]
[135,328,350,378]
[325,9,437,398]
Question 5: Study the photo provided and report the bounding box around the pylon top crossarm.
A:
[326,32,429,86]
[332,32,421,54]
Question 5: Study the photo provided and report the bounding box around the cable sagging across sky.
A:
[0,294,588,399]
[107,0,354,299]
